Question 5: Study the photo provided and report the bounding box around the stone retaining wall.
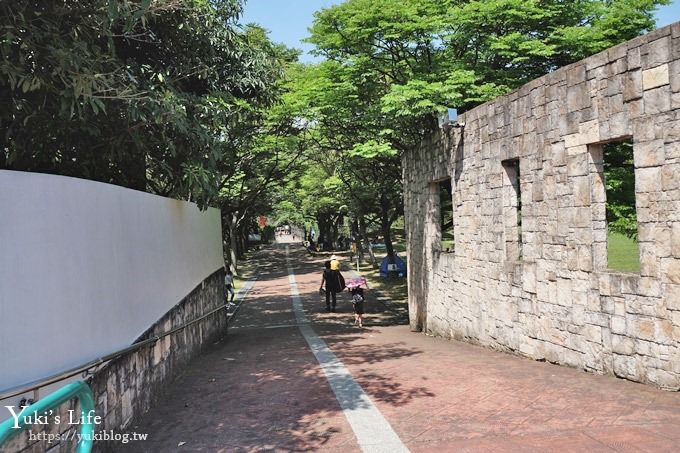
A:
[4,270,226,452]
[404,23,680,389]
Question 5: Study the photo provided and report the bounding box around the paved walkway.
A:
[118,241,680,452]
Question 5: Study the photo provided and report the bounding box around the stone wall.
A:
[404,23,680,389]
[4,269,226,452]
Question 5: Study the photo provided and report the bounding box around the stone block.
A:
[567,82,591,112]
[519,336,536,356]
[671,60,680,93]
[544,343,567,363]
[642,37,671,67]
[642,64,669,90]
[661,258,680,284]
[613,56,629,75]
[639,242,659,278]
[665,119,680,143]
[564,349,584,368]
[629,316,656,341]
[673,224,680,258]
[606,74,624,97]
[585,311,610,327]
[623,69,642,101]
[612,333,635,354]
[627,45,642,69]
[638,276,663,297]
[636,166,663,193]
[666,284,680,311]
[583,323,603,343]
[576,273,593,292]
[633,116,658,141]
[658,319,676,345]
[644,86,672,114]
[654,226,672,259]
[602,295,615,314]
[573,207,592,228]
[620,274,639,295]
[608,111,630,138]
[651,369,680,391]
[637,222,656,242]
[611,315,627,334]
[580,119,601,143]
[567,64,587,86]
[627,98,644,118]
[572,176,591,206]
[599,273,612,296]
[634,139,665,167]
[121,389,133,425]
[575,245,592,272]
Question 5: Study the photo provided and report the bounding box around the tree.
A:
[216,32,307,271]
[1,0,283,207]
[604,141,638,239]
[299,0,666,265]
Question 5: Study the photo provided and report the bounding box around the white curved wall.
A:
[0,170,223,391]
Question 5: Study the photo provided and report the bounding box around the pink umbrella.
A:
[346,277,367,289]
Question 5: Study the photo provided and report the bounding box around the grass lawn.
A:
[231,248,261,290]
[608,232,640,273]
[350,253,408,306]
[230,232,638,308]
[441,230,454,252]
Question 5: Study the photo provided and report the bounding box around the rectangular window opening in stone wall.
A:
[502,159,522,262]
[589,138,640,273]
[439,178,454,253]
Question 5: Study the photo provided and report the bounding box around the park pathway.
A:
[116,240,680,452]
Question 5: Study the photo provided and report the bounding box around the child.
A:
[350,286,365,327]
[346,277,367,326]
[224,269,235,303]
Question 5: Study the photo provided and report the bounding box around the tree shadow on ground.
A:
[114,243,426,452]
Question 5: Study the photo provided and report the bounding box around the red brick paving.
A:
[116,241,680,452]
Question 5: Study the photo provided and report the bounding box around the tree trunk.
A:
[331,217,339,249]
[230,211,240,275]
[359,216,377,266]
[380,194,396,265]
[317,213,334,251]
[236,221,247,259]
[222,210,240,275]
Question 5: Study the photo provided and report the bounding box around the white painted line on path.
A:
[284,246,409,453]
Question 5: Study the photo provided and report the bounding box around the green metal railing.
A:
[0,381,95,453]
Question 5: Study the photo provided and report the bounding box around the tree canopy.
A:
[0,0,286,207]
[268,0,665,260]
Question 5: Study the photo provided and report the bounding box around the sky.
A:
[241,0,680,64]
[241,0,342,62]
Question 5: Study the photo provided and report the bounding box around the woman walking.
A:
[319,261,338,312]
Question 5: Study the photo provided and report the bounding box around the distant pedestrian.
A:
[320,260,338,312]
[330,254,340,271]
[225,269,235,303]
